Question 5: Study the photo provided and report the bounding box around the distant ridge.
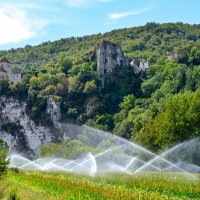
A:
[0,22,199,69]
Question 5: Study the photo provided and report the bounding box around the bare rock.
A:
[96,40,128,87]
[0,96,52,158]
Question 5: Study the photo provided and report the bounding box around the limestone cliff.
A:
[46,95,62,129]
[96,40,128,87]
[0,96,59,158]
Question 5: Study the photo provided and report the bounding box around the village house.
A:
[0,57,21,83]
[131,59,149,72]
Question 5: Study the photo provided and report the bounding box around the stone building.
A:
[131,59,149,72]
[0,57,21,83]
[96,40,128,87]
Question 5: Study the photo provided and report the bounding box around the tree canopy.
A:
[0,22,200,151]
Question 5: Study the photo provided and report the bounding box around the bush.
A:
[0,138,9,176]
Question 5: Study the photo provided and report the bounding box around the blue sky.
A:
[0,0,199,50]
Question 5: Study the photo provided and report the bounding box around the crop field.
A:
[0,171,200,200]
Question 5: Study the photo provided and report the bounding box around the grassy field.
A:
[0,171,200,200]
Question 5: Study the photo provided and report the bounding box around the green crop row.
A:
[0,171,199,200]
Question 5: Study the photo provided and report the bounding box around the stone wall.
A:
[131,59,149,72]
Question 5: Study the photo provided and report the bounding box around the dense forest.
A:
[1,22,200,152]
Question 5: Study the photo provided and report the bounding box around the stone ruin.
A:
[95,40,128,87]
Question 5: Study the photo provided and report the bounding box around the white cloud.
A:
[109,6,154,20]
[0,4,49,45]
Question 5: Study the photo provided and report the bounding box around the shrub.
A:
[0,138,9,176]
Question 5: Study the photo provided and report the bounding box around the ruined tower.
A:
[96,40,128,87]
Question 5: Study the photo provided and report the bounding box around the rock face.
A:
[96,40,128,87]
[0,96,52,158]
[46,95,62,129]
[86,97,98,116]
[0,57,21,83]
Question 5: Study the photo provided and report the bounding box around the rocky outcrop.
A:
[96,40,128,87]
[46,95,62,129]
[86,97,98,116]
[0,96,52,158]
[0,57,21,83]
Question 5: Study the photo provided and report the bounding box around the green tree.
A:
[57,56,73,75]
[0,138,9,176]
[83,80,97,94]
[0,79,9,95]
[189,40,200,65]
[135,91,200,151]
